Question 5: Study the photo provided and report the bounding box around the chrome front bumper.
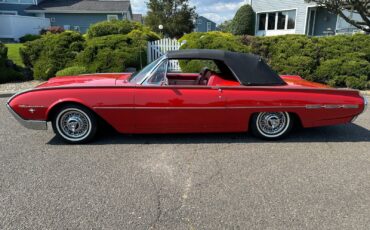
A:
[7,104,47,130]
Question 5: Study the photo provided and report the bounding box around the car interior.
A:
[164,59,240,87]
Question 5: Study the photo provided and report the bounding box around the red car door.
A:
[133,86,230,133]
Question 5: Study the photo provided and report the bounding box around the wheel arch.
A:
[248,111,303,129]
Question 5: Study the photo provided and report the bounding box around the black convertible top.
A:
[166,49,286,86]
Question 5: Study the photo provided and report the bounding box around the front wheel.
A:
[250,112,293,140]
[52,105,98,144]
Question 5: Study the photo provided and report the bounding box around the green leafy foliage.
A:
[178,32,250,72]
[242,34,370,89]
[217,20,233,33]
[20,31,85,80]
[231,4,255,35]
[19,34,42,43]
[55,66,89,77]
[76,34,146,73]
[145,0,197,38]
[0,43,24,83]
[87,20,160,40]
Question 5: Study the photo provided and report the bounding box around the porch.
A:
[0,15,50,41]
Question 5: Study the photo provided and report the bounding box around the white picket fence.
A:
[147,38,181,71]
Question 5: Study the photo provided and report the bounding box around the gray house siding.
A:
[251,0,366,36]
[251,0,316,35]
[45,13,126,33]
[0,3,35,16]
[195,16,216,32]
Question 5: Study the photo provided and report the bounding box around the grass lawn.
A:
[5,44,24,67]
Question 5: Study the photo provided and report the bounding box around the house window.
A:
[258,10,296,31]
[207,22,212,31]
[50,17,56,22]
[258,13,266,30]
[198,19,202,25]
[286,10,296,29]
[267,13,276,30]
[107,15,118,21]
[74,26,80,32]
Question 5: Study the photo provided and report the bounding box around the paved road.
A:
[0,97,369,229]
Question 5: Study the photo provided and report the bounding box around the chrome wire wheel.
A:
[55,108,93,142]
[255,112,290,138]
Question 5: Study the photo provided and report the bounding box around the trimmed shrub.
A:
[20,31,85,80]
[19,34,42,43]
[179,32,250,72]
[0,43,24,83]
[180,32,250,52]
[76,34,146,73]
[232,4,255,35]
[87,20,160,41]
[55,66,88,77]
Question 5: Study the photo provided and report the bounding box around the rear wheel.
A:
[250,112,292,140]
[52,105,97,144]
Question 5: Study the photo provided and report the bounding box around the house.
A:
[132,14,143,24]
[246,0,365,36]
[25,0,133,33]
[0,0,50,41]
[194,16,217,32]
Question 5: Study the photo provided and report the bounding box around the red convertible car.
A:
[7,49,367,143]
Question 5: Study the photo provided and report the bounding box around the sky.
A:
[131,0,247,25]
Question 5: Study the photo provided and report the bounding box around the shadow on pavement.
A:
[47,123,370,146]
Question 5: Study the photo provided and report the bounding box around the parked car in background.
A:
[7,50,367,143]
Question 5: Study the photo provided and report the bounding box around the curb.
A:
[0,92,15,98]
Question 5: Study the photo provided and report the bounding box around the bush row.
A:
[20,20,161,80]
[180,32,370,89]
[0,43,24,84]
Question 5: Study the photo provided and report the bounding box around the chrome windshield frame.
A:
[136,55,168,85]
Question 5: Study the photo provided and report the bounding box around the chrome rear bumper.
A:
[7,104,47,130]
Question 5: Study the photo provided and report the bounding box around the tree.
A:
[145,0,197,38]
[231,4,255,35]
[217,20,233,33]
[306,0,370,33]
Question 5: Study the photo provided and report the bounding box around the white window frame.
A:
[107,14,119,21]
[0,0,36,4]
[0,10,17,15]
[50,17,56,22]
[256,8,297,36]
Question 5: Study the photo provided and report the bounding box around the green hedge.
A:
[20,31,85,80]
[19,21,160,80]
[0,43,24,84]
[179,32,369,89]
[179,32,250,72]
[55,66,89,77]
[19,34,42,43]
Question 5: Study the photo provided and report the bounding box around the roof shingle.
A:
[26,0,131,13]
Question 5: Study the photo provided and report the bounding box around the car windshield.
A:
[129,57,164,84]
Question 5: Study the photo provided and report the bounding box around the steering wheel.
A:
[197,67,211,85]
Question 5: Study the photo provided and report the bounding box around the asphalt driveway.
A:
[0,97,369,229]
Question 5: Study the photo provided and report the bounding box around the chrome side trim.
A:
[306,104,359,109]
[94,106,307,110]
[94,105,360,110]
[6,104,47,130]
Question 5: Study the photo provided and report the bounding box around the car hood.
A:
[36,73,134,88]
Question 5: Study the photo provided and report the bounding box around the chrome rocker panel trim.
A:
[7,104,47,130]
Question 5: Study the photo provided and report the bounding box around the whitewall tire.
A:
[52,105,97,144]
[251,112,293,140]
